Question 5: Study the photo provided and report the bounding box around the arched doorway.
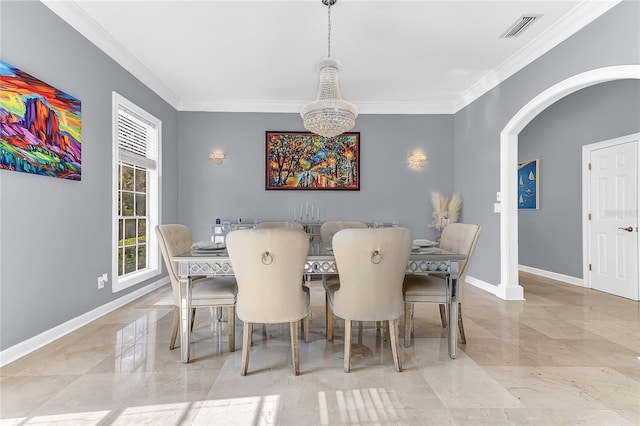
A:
[498,65,640,300]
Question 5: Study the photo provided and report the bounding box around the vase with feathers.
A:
[429,192,462,240]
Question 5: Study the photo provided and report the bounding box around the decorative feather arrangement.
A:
[430,192,462,233]
[448,193,462,224]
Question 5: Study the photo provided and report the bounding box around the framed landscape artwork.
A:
[0,60,82,180]
[266,131,360,190]
[518,159,539,209]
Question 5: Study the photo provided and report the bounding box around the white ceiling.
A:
[43,0,620,114]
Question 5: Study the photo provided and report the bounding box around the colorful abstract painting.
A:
[518,159,539,209]
[0,60,81,180]
[266,131,359,190]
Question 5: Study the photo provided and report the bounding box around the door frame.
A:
[582,133,639,299]
[499,65,640,300]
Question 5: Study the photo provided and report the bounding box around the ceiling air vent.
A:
[500,14,542,38]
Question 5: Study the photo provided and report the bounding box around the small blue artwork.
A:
[518,159,539,209]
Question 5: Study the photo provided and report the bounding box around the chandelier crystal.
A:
[301,0,358,138]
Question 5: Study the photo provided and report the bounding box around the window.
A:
[112,93,161,292]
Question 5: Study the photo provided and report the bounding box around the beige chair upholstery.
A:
[326,228,412,372]
[254,221,305,232]
[156,224,237,353]
[319,220,368,244]
[320,221,368,340]
[403,223,481,347]
[226,228,311,376]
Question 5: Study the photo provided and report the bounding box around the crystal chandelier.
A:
[301,0,358,138]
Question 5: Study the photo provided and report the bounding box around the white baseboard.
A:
[465,275,500,296]
[0,277,170,368]
[518,265,584,287]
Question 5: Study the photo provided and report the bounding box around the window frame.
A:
[112,92,162,292]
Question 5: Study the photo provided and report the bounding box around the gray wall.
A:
[0,1,179,350]
[177,113,454,242]
[1,0,638,352]
[518,79,640,278]
[453,0,640,286]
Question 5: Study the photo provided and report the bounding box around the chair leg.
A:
[241,322,252,376]
[228,306,235,352]
[383,321,389,342]
[303,315,310,343]
[344,320,352,373]
[403,302,412,348]
[190,307,196,331]
[326,294,334,342]
[170,306,180,350]
[439,304,448,328]
[457,302,466,344]
[388,319,402,372]
[216,307,223,321]
[290,321,300,376]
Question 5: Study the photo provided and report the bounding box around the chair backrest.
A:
[254,221,305,232]
[439,223,481,289]
[331,227,412,321]
[156,224,192,305]
[226,228,310,323]
[320,221,368,244]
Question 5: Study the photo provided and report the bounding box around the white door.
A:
[587,136,638,300]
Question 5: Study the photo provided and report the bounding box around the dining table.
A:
[172,242,466,363]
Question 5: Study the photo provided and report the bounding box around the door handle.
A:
[617,226,634,232]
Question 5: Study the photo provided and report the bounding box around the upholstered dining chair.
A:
[320,220,368,341]
[403,223,481,347]
[326,227,412,372]
[254,221,305,232]
[319,220,368,244]
[226,227,311,376]
[156,224,237,353]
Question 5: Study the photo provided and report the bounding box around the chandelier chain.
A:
[327,2,331,57]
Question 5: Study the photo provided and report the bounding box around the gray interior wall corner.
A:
[519,79,640,278]
[453,0,640,287]
[0,1,179,351]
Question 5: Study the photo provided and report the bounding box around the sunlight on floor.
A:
[2,390,407,426]
[2,397,281,425]
[191,395,280,425]
[1,410,110,425]
[318,388,404,425]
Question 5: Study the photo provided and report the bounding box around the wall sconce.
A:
[408,152,427,169]
[209,151,225,165]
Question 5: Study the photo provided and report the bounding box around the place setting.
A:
[191,241,227,255]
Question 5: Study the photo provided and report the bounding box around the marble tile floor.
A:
[1,272,639,425]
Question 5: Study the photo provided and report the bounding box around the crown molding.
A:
[452,0,621,112]
[41,0,180,109]
[178,99,455,114]
[42,0,619,115]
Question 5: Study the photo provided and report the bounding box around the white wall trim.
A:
[465,275,500,297]
[499,65,640,301]
[42,0,619,115]
[453,1,621,112]
[0,277,169,368]
[41,1,180,109]
[178,99,456,115]
[518,265,584,287]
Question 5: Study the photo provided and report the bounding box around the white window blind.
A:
[117,107,157,169]
[112,92,162,293]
